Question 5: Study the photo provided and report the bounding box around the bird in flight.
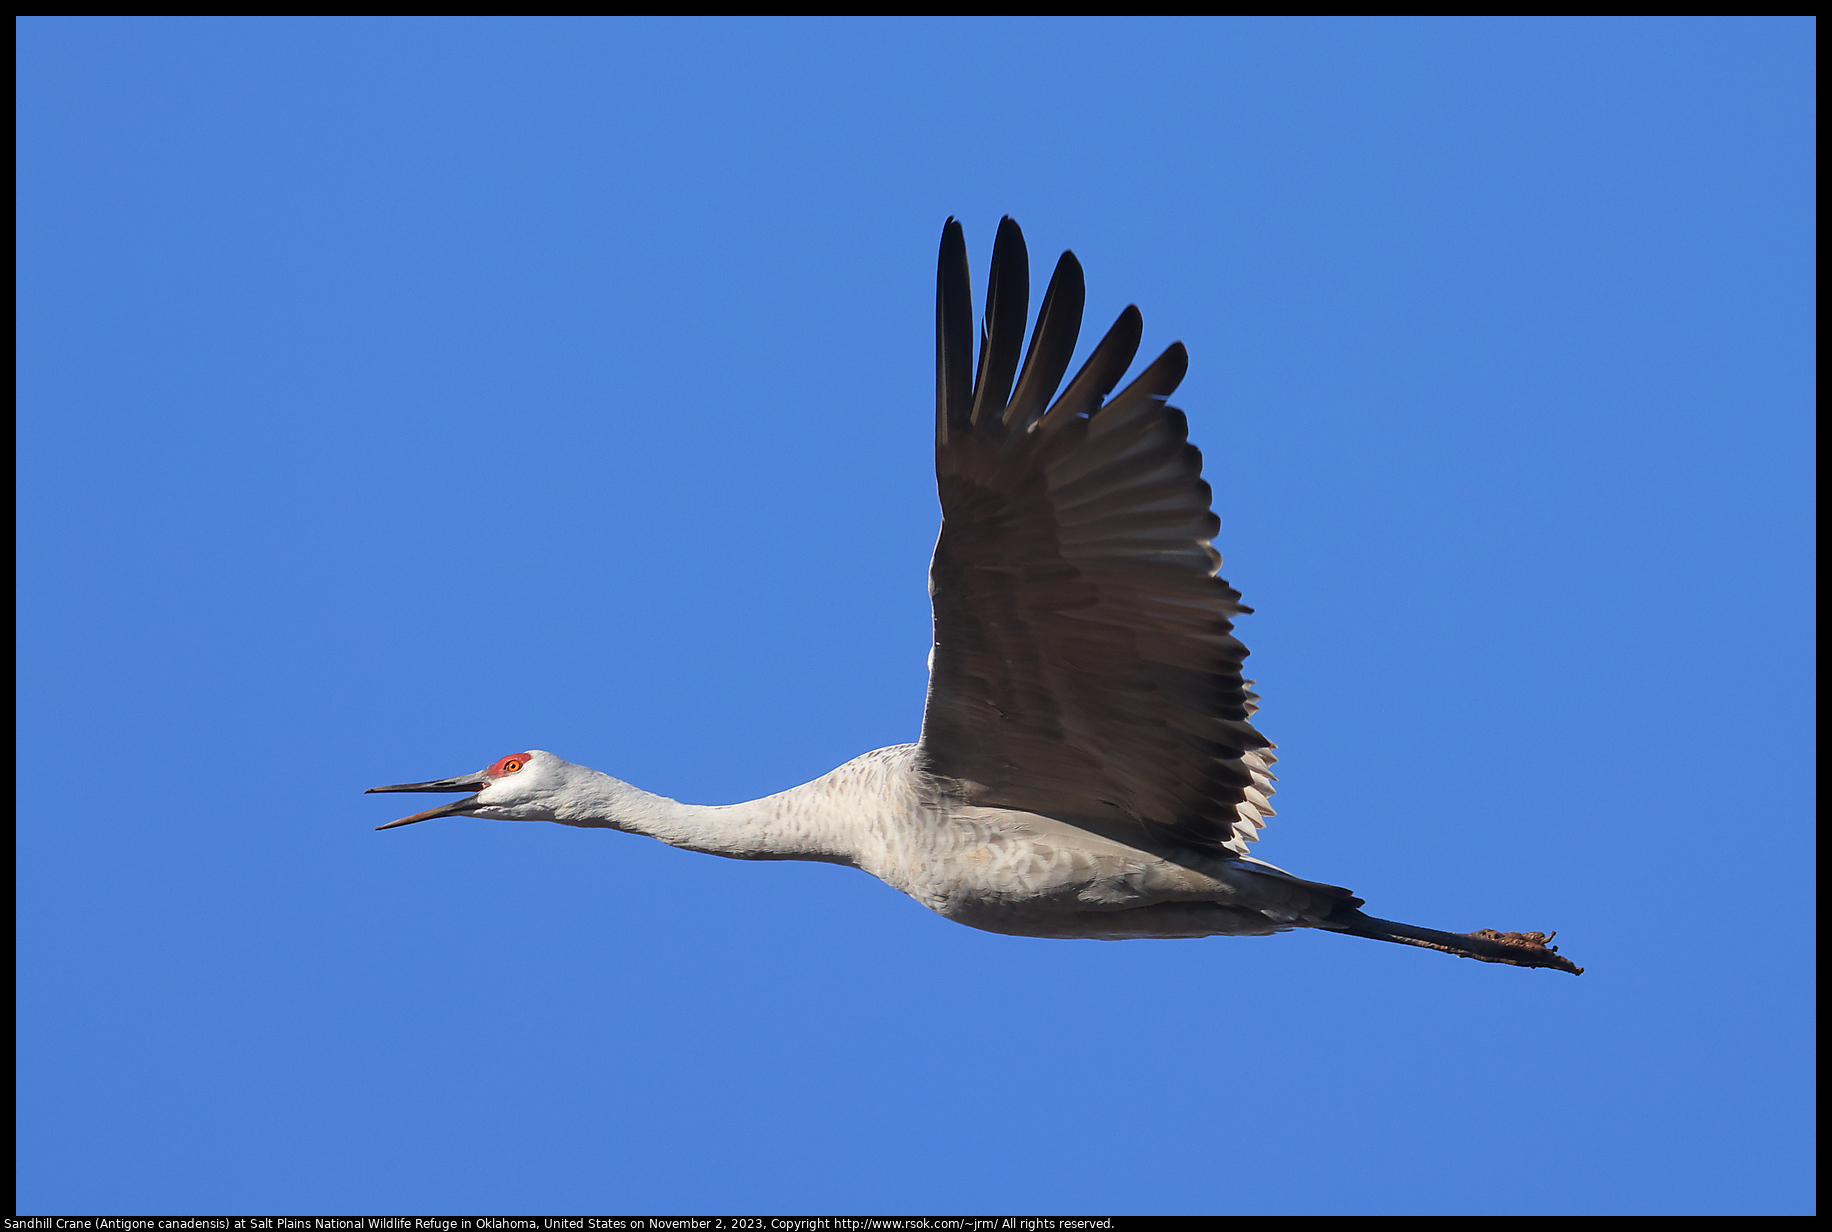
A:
[370,217,1581,974]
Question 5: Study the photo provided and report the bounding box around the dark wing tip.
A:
[971,218,1031,430]
[1043,304,1144,423]
[1005,249,1087,432]
[1099,340,1189,417]
[1159,339,1189,386]
[937,218,974,444]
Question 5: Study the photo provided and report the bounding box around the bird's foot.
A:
[1467,929,1584,975]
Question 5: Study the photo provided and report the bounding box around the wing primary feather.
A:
[970,216,1030,431]
[1097,342,1189,419]
[1041,305,1144,427]
[1003,251,1086,433]
[936,218,974,448]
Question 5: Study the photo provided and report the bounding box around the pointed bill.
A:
[374,796,482,830]
[366,772,490,830]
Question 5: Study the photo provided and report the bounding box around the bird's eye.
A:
[486,753,532,777]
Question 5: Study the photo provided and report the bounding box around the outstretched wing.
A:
[917,217,1276,856]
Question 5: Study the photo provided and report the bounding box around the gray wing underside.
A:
[917,217,1276,856]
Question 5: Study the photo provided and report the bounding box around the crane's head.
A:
[367,750,568,829]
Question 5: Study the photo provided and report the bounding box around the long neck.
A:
[554,767,860,866]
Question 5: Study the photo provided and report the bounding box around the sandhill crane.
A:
[369,217,1581,974]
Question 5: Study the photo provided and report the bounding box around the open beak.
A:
[366,773,489,831]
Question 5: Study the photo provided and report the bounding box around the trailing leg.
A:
[1323,908,1583,974]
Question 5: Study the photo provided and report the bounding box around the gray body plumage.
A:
[494,745,1351,942]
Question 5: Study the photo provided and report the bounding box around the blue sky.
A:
[17,17,1814,1215]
